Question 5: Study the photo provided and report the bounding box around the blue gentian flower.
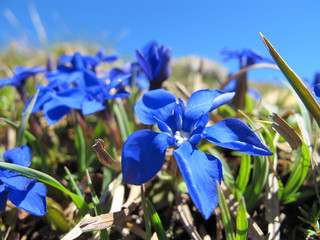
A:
[59,50,118,72]
[122,89,272,219]
[0,66,46,89]
[136,41,172,90]
[28,67,130,125]
[221,49,274,68]
[0,146,47,216]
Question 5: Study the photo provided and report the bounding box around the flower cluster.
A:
[121,89,272,219]
[0,146,47,216]
[27,50,130,124]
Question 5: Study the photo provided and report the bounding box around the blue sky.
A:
[0,0,320,83]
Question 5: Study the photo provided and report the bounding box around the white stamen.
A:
[174,130,191,144]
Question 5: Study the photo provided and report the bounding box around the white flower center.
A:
[174,130,191,144]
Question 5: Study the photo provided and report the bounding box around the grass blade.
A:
[236,198,248,240]
[260,33,320,126]
[146,199,168,240]
[217,181,236,240]
[17,90,39,146]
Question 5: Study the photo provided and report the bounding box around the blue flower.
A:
[121,89,272,219]
[0,146,47,216]
[221,49,274,68]
[28,67,130,125]
[59,50,118,72]
[0,66,46,89]
[136,41,172,90]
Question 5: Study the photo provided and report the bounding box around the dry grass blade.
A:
[177,199,202,240]
[271,113,302,150]
[265,173,281,240]
[175,81,191,98]
[220,182,265,240]
[92,138,121,171]
[80,202,138,232]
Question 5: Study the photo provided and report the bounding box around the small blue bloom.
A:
[136,41,172,90]
[0,146,47,216]
[0,66,46,89]
[221,49,274,68]
[28,67,130,125]
[122,89,272,219]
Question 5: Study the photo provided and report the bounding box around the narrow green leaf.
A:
[260,33,320,126]
[146,199,168,240]
[64,166,83,199]
[235,154,251,199]
[75,123,86,177]
[217,182,236,240]
[281,141,311,202]
[17,90,39,146]
[0,162,89,213]
[236,198,248,240]
[141,186,152,240]
[244,155,269,212]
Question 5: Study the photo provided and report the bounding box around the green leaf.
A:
[0,162,89,214]
[146,199,168,240]
[217,182,236,240]
[235,154,251,200]
[281,141,311,203]
[236,198,248,240]
[260,33,320,126]
[16,90,39,146]
[75,122,86,177]
[244,155,269,212]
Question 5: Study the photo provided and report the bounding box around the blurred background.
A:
[0,0,319,83]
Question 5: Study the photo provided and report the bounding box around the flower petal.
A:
[9,182,47,216]
[134,89,176,125]
[43,99,70,125]
[205,118,273,156]
[153,46,171,82]
[136,50,153,80]
[55,87,85,109]
[82,99,106,115]
[185,89,235,120]
[1,175,36,191]
[122,130,172,185]
[0,185,8,211]
[173,142,222,219]
[2,145,32,167]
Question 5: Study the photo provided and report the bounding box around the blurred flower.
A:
[221,49,274,68]
[59,49,118,72]
[136,41,172,90]
[28,67,130,125]
[0,146,47,216]
[121,89,272,219]
[122,62,149,90]
[0,66,46,89]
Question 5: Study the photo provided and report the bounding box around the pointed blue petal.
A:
[205,118,273,156]
[153,46,171,82]
[134,89,176,125]
[2,146,32,167]
[0,78,14,88]
[9,182,47,216]
[136,50,153,80]
[43,99,70,125]
[173,142,222,219]
[122,130,171,185]
[185,89,235,120]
